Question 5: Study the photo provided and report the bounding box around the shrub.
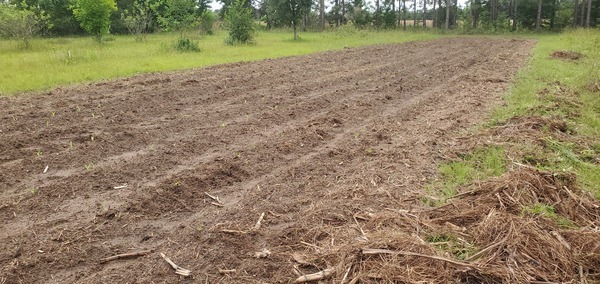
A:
[0,4,51,48]
[224,0,256,45]
[175,38,200,52]
[71,0,117,42]
[198,11,216,35]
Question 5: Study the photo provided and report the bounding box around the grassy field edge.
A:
[0,29,443,95]
[429,28,600,202]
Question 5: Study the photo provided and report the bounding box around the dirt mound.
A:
[0,38,539,283]
[550,50,583,61]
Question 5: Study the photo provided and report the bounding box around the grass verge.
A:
[429,29,600,200]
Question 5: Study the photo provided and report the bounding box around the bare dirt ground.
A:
[1,38,536,283]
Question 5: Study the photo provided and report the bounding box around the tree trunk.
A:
[335,0,340,27]
[489,0,494,22]
[341,0,346,25]
[423,0,427,27]
[473,0,478,29]
[444,0,450,30]
[413,0,417,26]
[437,0,442,27]
[293,22,297,40]
[585,0,592,27]
[573,0,579,28]
[398,0,402,25]
[580,0,586,26]
[403,0,407,30]
[512,0,517,31]
[535,0,542,30]
[432,0,437,28]
[452,0,457,27]
[493,0,498,22]
[550,2,555,30]
[319,0,325,30]
[302,14,307,31]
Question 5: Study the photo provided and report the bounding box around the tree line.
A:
[0,0,598,44]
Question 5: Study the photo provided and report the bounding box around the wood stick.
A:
[253,212,265,231]
[353,216,366,238]
[292,265,302,277]
[448,189,478,200]
[99,249,153,263]
[220,229,247,234]
[293,268,334,283]
[550,231,571,250]
[300,241,322,251]
[465,236,507,261]
[160,252,192,276]
[218,268,236,274]
[204,192,220,202]
[362,248,477,269]
[341,265,352,284]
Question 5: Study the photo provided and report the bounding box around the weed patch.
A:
[425,146,506,205]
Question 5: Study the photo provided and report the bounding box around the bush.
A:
[121,1,153,41]
[71,0,117,42]
[175,38,200,52]
[224,0,256,45]
[156,0,196,37]
[198,11,216,35]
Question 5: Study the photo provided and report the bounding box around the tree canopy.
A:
[0,0,598,40]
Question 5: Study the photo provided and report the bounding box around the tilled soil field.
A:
[1,38,535,283]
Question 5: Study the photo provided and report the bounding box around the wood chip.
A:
[253,248,271,258]
[253,212,265,231]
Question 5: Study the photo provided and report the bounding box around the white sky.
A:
[209,0,467,11]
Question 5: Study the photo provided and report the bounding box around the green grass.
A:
[496,29,600,198]
[521,203,577,229]
[425,146,507,205]
[492,30,600,136]
[0,29,442,95]
[426,233,478,260]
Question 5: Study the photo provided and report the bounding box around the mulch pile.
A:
[294,168,600,283]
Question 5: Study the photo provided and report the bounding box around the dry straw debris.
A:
[293,168,600,283]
